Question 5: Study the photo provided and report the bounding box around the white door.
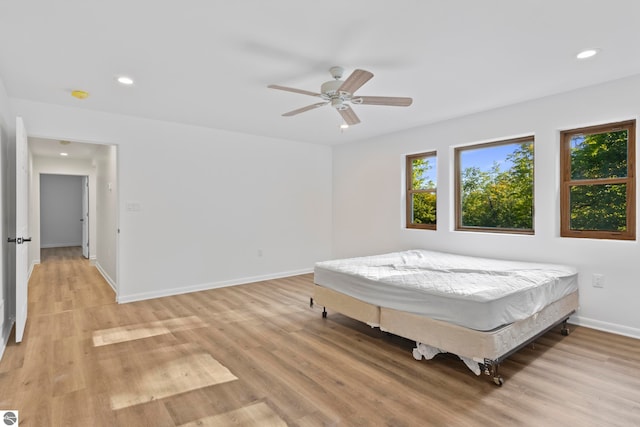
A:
[14,117,30,343]
[81,176,89,258]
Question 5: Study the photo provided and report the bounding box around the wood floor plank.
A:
[177,402,288,427]
[1,246,639,426]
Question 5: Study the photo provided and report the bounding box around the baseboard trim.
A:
[28,260,39,279]
[0,317,15,362]
[117,268,313,304]
[569,315,640,340]
[41,243,82,249]
[95,262,117,295]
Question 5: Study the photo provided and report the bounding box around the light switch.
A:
[126,202,142,212]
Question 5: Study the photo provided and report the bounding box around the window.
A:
[560,120,635,240]
[455,136,534,234]
[406,151,437,229]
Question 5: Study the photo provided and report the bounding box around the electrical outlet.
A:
[592,273,605,288]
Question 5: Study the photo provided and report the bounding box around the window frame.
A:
[454,136,535,235]
[406,151,437,230]
[560,120,636,240]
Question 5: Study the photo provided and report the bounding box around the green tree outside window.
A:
[561,121,635,240]
[406,152,437,229]
[456,137,534,233]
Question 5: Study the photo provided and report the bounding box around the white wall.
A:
[11,99,333,303]
[95,144,118,290]
[30,157,97,265]
[39,174,83,248]
[332,74,640,339]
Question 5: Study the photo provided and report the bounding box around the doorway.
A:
[40,174,88,257]
[29,137,119,296]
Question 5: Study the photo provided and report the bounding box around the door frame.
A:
[27,136,120,298]
[82,175,89,258]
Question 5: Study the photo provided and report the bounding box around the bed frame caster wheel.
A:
[493,376,504,387]
[561,327,569,336]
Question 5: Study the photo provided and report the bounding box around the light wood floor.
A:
[1,247,639,426]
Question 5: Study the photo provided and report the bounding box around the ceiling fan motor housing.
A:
[322,78,350,110]
[321,79,343,96]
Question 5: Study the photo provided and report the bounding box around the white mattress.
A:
[313,249,578,331]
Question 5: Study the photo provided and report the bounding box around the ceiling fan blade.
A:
[338,106,361,125]
[337,69,373,95]
[282,102,328,117]
[351,96,413,107]
[268,84,322,97]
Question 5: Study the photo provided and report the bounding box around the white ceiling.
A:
[29,137,101,160]
[2,1,640,146]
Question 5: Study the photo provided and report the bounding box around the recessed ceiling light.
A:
[116,76,134,85]
[60,152,69,156]
[340,123,349,129]
[576,49,599,59]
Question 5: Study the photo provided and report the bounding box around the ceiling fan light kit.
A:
[268,66,412,126]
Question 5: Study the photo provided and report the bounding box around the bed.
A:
[311,249,579,386]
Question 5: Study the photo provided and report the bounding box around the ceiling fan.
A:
[268,66,413,126]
